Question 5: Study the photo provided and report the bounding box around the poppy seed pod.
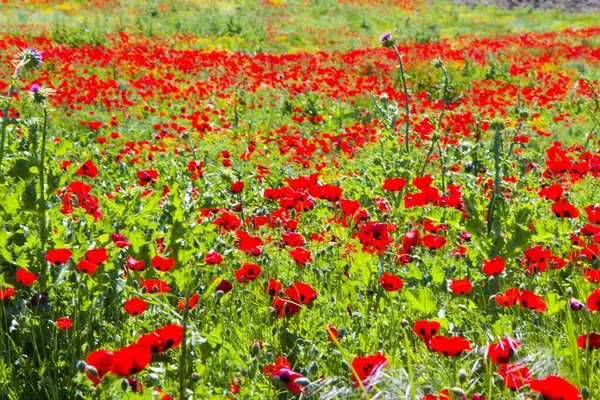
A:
[86,365,99,377]
[76,361,87,373]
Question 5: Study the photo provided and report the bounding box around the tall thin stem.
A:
[391,45,411,153]
[0,65,21,177]
[39,104,49,259]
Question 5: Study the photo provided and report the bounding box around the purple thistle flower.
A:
[380,33,392,43]
[30,84,41,93]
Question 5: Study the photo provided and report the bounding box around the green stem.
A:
[391,44,411,153]
[0,65,20,177]
[179,290,190,400]
[39,104,49,261]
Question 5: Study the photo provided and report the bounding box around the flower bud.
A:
[86,366,99,377]
[451,387,466,398]
[341,360,351,373]
[76,361,87,373]
[458,368,467,383]
[121,379,129,391]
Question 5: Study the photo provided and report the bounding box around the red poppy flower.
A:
[538,184,563,202]
[327,324,339,343]
[153,324,184,351]
[429,336,472,356]
[284,282,317,304]
[482,255,505,276]
[45,248,72,265]
[214,212,243,231]
[126,378,143,393]
[449,277,472,295]
[290,247,312,265]
[125,255,146,271]
[235,230,263,255]
[137,169,158,186]
[0,287,15,299]
[187,160,204,180]
[495,287,520,307]
[266,278,282,296]
[577,333,600,349]
[271,297,300,318]
[413,320,441,340]
[350,351,389,388]
[16,268,38,286]
[235,263,261,283]
[497,363,532,390]
[282,232,305,247]
[85,248,109,264]
[231,181,244,194]
[76,160,98,178]
[519,290,547,312]
[178,293,199,310]
[215,278,233,293]
[230,378,242,395]
[204,250,223,265]
[124,298,148,316]
[56,316,72,330]
[379,272,404,292]
[422,234,447,250]
[587,289,600,311]
[264,356,292,376]
[86,349,113,386]
[382,177,407,192]
[487,338,521,364]
[152,255,175,272]
[111,233,131,248]
[139,279,172,294]
[275,367,306,394]
[77,259,99,274]
[530,376,582,400]
[552,201,580,219]
[109,343,152,376]
[584,205,600,224]
[310,184,342,202]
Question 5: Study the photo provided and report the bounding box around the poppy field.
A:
[1,0,600,399]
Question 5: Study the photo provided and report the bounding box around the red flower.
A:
[45,248,72,265]
[127,378,143,393]
[111,233,131,248]
[482,255,505,276]
[16,268,38,286]
[153,324,184,351]
[495,287,520,307]
[327,324,339,343]
[178,293,199,310]
[519,290,547,312]
[235,263,261,283]
[271,297,300,318]
[530,376,582,400]
[584,205,600,224]
[216,278,233,293]
[235,230,263,255]
[77,259,98,274]
[0,287,15,299]
[264,356,292,376]
[214,212,243,231]
[125,255,145,271]
[56,316,72,330]
[137,169,158,186]
[382,177,407,192]
[379,272,404,292]
[124,298,148,316]
[284,282,317,304]
[422,234,447,250]
[587,289,600,311]
[282,231,305,247]
[275,367,306,394]
[577,333,600,349]
[85,248,109,264]
[140,278,172,294]
[539,184,563,202]
[552,201,580,219]
[350,351,389,388]
[204,250,223,265]
[413,320,441,340]
[290,247,312,265]
[231,181,244,194]
[266,278,283,296]
[76,160,98,178]
[86,349,113,386]
[450,277,472,295]
[110,343,152,376]
[429,336,472,356]
[152,255,175,272]
[497,363,532,390]
[487,338,521,364]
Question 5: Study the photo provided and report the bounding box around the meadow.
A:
[0,0,600,399]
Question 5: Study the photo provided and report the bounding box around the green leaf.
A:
[546,293,566,316]
[430,264,445,285]
[405,286,437,314]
